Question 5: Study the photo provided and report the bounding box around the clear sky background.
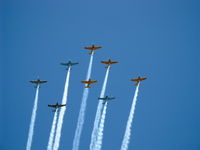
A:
[1,0,200,150]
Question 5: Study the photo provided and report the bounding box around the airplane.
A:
[48,102,66,112]
[60,61,79,69]
[130,76,147,86]
[29,78,47,88]
[84,44,102,55]
[80,78,98,88]
[98,96,115,104]
[101,59,119,68]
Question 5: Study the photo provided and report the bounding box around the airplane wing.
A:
[131,79,139,82]
[98,97,106,100]
[81,81,90,84]
[48,105,56,108]
[71,62,79,65]
[110,61,118,64]
[61,62,78,66]
[101,61,110,64]
[84,46,102,50]
[140,78,147,81]
[108,97,115,100]
[93,46,102,50]
[101,61,118,64]
[84,47,93,50]
[131,77,147,82]
[30,81,38,83]
[81,80,97,84]
[38,80,47,83]
[88,80,97,84]
[60,63,67,65]
[58,104,66,107]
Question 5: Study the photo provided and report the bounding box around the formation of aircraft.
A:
[84,44,102,55]
[29,45,148,112]
[131,76,147,86]
[48,102,66,112]
[101,59,119,68]
[60,61,79,69]
[29,78,47,88]
[81,78,98,88]
[98,96,115,104]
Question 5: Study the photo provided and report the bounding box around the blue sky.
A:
[1,0,200,149]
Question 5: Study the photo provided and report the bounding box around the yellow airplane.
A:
[81,78,98,88]
[131,76,147,86]
[101,59,119,68]
[84,44,102,55]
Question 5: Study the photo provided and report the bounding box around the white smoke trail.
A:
[86,54,94,81]
[26,86,40,150]
[94,102,108,150]
[47,111,58,150]
[72,54,94,150]
[90,68,110,150]
[120,85,140,150]
[53,67,71,150]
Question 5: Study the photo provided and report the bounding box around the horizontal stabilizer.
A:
[105,66,112,69]
[85,85,91,88]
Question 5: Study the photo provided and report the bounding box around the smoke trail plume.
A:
[120,85,140,150]
[72,54,94,150]
[53,67,71,150]
[90,68,110,150]
[26,86,40,150]
[94,102,108,150]
[47,111,58,150]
